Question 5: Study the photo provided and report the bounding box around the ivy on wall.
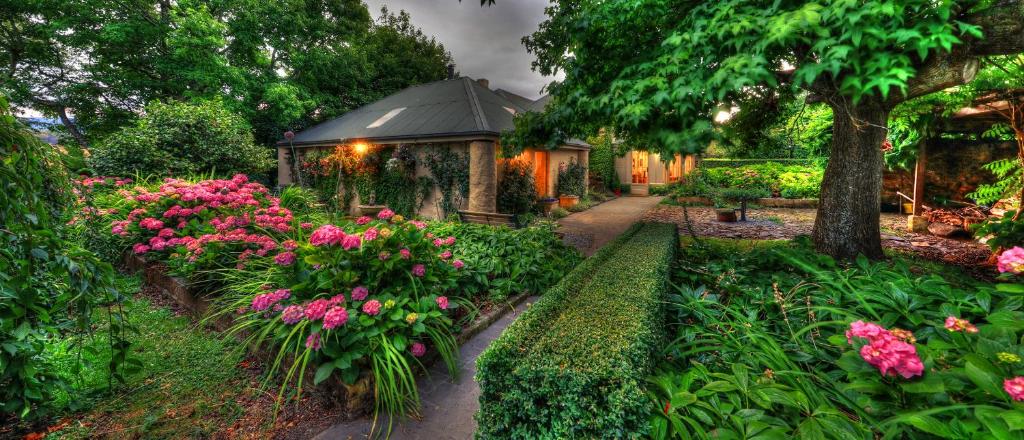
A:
[424,145,470,219]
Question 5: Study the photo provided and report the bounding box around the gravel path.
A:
[643,204,991,267]
[557,196,666,256]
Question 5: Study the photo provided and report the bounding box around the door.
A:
[534,150,549,197]
[631,151,649,184]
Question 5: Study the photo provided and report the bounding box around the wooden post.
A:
[912,142,927,216]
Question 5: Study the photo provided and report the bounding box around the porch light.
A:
[353,142,369,155]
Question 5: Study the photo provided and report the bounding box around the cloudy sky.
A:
[362,0,560,100]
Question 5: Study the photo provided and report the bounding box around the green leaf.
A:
[964,355,1005,399]
[314,362,335,385]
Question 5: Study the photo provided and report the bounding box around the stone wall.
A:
[882,139,1016,208]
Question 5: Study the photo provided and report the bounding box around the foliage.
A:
[0,98,132,419]
[555,158,586,197]
[426,222,580,301]
[700,158,818,168]
[211,214,464,419]
[476,223,677,439]
[549,206,569,220]
[650,238,1024,439]
[423,147,470,218]
[1,2,452,147]
[969,157,1021,206]
[497,159,537,215]
[373,146,433,217]
[91,100,274,177]
[566,197,598,213]
[586,132,622,191]
[716,187,769,202]
[973,211,1024,250]
[700,162,824,199]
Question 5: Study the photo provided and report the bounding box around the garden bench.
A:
[458,210,521,228]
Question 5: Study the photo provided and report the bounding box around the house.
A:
[615,150,697,195]
[277,76,589,219]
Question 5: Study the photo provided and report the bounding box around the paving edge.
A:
[456,292,532,345]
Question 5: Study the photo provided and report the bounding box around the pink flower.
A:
[379,251,391,260]
[436,296,449,310]
[281,305,305,324]
[305,333,322,351]
[251,289,290,311]
[300,222,313,229]
[328,294,346,306]
[400,248,411,259]
[309,224,345,246]
[351,286,369,301]
[282,239,298,250]
[410,220,427,230]
[341,234,362,250]
[362,299,382,316]
[433,238,444,247]
[944,316,979,333]
[139,217,164,230]
[132,243,150,254]
[377,208,395,220]
[998,246,1024,274]
[439,250,452,260]
[363,227,379,242]
[452,259,465,270]
[158,228,175,238]
[320,306,349,330]
[274,251,296,266]
[1005,377,1024,401]
[410,342,426,357]
[412,264,425,277]
[304,299,330,321]
[444,236,456,246]
[356,216,372,225]
[847,321,923,379]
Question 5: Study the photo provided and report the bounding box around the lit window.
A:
[367,107,406,128]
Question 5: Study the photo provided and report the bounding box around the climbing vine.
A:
[424,146,470,218]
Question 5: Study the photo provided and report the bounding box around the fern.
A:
[968,158,1022,205]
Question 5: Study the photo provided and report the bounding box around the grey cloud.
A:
[362,0,563,99]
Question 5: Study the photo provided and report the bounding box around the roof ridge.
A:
[462,77,489,132]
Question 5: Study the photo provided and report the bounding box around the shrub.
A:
[426,222,580,301]
[586,133,620,191]
[700,162,823,198]
[498,159,537,215]
[650,238,1024,439]
[476,222,677,439]
[91,100,274,177]
[778,169,823,198]
[556,158,586,197]
[549,206,569,219]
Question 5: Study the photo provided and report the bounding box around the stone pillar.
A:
[277,147,293,186]
[468,140,497,212]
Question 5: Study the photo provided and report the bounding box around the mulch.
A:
[643,205,994,270]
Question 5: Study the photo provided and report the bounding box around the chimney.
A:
[446,64,455,80]
[477,78,489,89]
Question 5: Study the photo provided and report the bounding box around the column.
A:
[468,140,497,212]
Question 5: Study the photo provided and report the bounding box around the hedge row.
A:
[475,222,678,439]
[700,158,818,168]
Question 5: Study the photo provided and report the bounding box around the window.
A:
[366,107,406,128]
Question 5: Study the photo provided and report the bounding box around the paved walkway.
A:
[558,196,665,256]
[314,297,536,440]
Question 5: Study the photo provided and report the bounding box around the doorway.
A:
[533,150,549,197]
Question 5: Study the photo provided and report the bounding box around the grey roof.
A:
[282,78,589,149]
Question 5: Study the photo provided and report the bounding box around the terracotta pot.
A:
[716,209,737,222]
[558,195,579,209]
[356,204,387,216]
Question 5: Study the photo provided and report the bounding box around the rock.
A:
[928,222,971,239]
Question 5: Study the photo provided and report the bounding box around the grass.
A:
[42,273,265,439]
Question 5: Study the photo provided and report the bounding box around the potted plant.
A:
[558,194,580,209]
[538,197,559,214]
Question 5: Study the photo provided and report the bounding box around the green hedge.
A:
[700,158,818,168]
[475,222,678,439]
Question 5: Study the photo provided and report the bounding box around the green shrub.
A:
[498,159,537,215]
[701,162,823,198]
[700,158,817,168]
[91,100,274,177]
[586,133,620,191]
[476,223,677,439]
[549,206,569,219]
[778,169,823,198]
[556,158,587,197]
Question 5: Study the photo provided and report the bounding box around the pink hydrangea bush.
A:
[222,209,463,415]
[846,320,924,378]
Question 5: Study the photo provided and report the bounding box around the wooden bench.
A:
[458,210,521,228]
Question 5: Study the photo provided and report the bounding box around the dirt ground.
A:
[643,205,993,268]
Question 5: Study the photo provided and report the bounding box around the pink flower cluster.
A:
[998,247,1024,274]
[846,320,924,379]
[1005,377,1024,401]
[77,176,132,187]
[252,289,291,311]
[309,224,362,250]
[944,316,979,333]
[410,342,426,357]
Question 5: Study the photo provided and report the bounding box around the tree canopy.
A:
[1,1,453,146]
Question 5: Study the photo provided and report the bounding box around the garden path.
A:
[558,195,666,255]
[313,296,537,440]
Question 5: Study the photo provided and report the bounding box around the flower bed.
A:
[649,238,1024,438]
[476,222,678,438]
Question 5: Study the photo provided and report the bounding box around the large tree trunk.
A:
[813,99,889,260]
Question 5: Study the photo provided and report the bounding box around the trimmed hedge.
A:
[700,158,818,168]
[475,222,678,439]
